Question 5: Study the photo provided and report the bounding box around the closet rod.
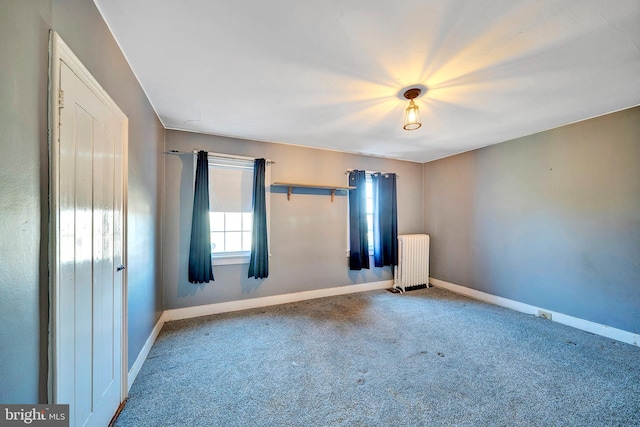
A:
[345,169,399,178]
[164,149,275,164]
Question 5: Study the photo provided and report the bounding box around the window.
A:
[206,157,254,265]
[347,170,397,266]
[365,175,374,255]
[347,173,374,257]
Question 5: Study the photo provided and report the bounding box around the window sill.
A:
[212,253,250,266]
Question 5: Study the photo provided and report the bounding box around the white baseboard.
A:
[128,314,165,391]
[429,277,639,347]
[164,280,393,322]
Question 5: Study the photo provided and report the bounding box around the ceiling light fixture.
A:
[403,88,422,130]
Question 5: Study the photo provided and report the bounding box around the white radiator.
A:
[394,234,430,292]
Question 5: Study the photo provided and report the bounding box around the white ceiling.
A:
[94,0,640,163]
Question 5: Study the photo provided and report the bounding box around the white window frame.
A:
[209,211,253,266]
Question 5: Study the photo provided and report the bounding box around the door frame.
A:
[47,30,129,406]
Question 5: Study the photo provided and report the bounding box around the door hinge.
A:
[58,89,64,109]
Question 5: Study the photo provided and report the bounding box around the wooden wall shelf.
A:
[271,182,355,202]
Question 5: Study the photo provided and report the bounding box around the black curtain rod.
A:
[345,169,399,178]
[164,149,275,164]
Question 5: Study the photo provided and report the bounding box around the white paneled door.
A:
[50,33,128,427]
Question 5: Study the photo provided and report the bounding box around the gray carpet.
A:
[115,287,640,426]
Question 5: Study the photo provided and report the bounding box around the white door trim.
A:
[48,30,129,406]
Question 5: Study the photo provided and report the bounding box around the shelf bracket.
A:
[330,189,336,203]
[287,186,293,201]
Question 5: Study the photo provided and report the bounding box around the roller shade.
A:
[208,158,253,212]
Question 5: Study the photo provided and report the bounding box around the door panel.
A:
[93,122,116,405]
[57,58,124,427]
[73,101,94,424]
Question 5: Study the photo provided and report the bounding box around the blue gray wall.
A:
[0,0,164,403]
[162,130,424,309]
[52,0,165,374]
[423,107,640,334]
[0,0,51,404]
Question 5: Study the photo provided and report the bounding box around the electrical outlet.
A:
[538,310,552,320]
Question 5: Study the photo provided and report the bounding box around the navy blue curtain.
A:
[248,158,269,279]
[188,151,214,283]
[348,170,370,270]
[372,173,398,268]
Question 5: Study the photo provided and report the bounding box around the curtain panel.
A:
[348,170,370,270]
[188,151,214,283]
[248,158,269,279]
[372,172,398,268]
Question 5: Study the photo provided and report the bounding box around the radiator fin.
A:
[394,234,430,292]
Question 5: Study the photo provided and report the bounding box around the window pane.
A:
[211,232,225,253]
[242,231,252,251]
[226,231,242,252]
[226,212,242,231]
[366,176,374,254]
[210,212,225,232]
[242,212,253,231]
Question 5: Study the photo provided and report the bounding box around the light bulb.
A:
[403,99,421,130]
